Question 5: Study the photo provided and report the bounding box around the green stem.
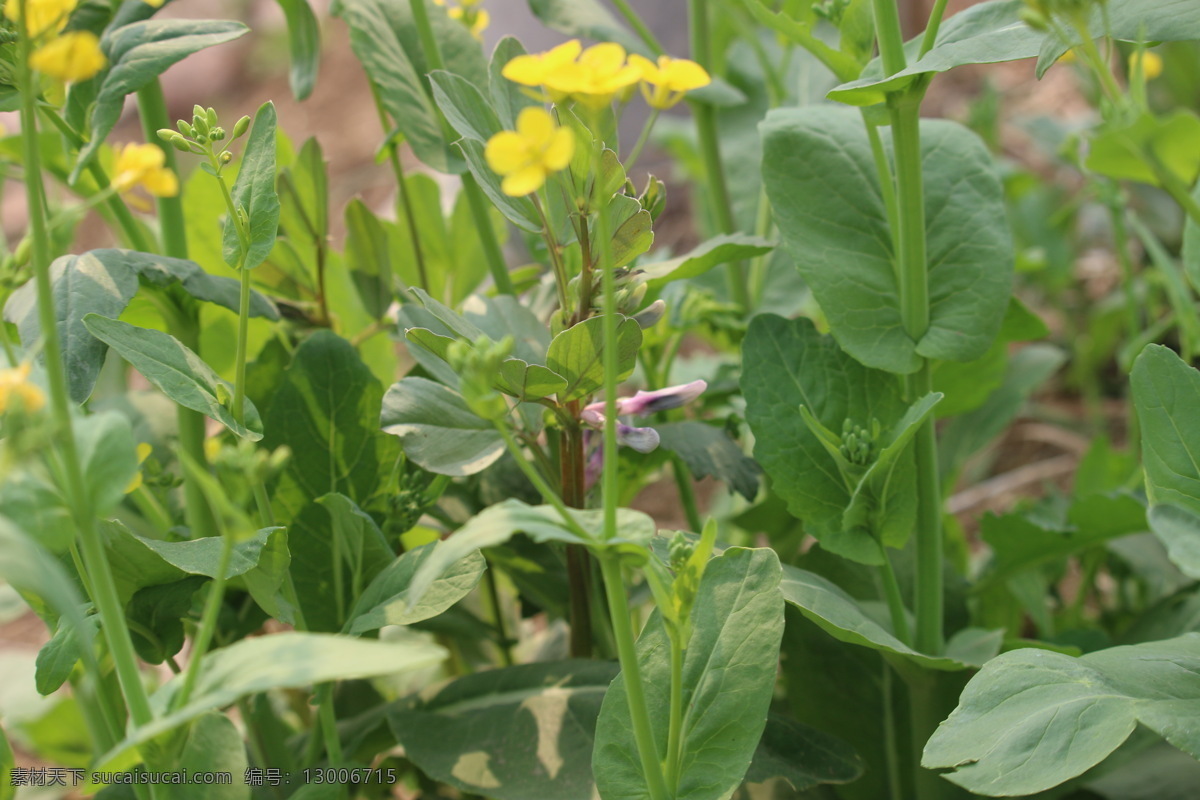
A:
[881,663,904,800]
[17,14,155,730]
[918,0,951,59]
[135,80,189,259]
[1105,191,1142,453]
[625,108,662,173]
[878,549,911,646]
[871,0,909,75]
[532,193,570,315]
[670,455,703,533]
[317,684,344,765]
[370,84,430,293]
[609,0,666,55]
[600,556,670,800]
[688,0,749,312]
[409,0,445,71]
[174,533,235,710]
[663,636,686,792]
[484,562,514,666]
[233,263,252,423]
[865,117,901,282]
[495,424,591,540]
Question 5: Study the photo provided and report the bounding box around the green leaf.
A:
[594,547,784,800]
[1133,345,1200,515]
[1087,111,1200,188]
[223,102,280,271]
[828,0,1200,105]
[74,411,139,517]
[380,377,504,476]
[656,422,761,502]
[82,314,264,440]
[174,712,250,800]
[923,634,1200,796]
[0,472,72,553]
[344,199,394,320]
[489,37,537,129]
[735,713,864,797]
[1149,505,1200,581]
[390,660,614,800]
[103,249,279,318]
[639,234,775,288]
[407,499,653,606]
[546,316,642,402]
[3,253,137,404]
[73,20,248,180]
[1185,181,1200,295]
[761,106,1013,371]
[430,69,503,142]
[36,613,97,695]
[457,138,542,232]
[127,576,207,664]
[95,633,447,771]
[345,543,485,634]
[527,0,649,56]
[263,330,399,520]
[134,527,286,580]
[741,315,914,564]
[606,195,654,269]
[275,0,321,100]
[780,564,1000,670]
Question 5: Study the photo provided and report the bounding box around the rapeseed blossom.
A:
[0,363,46,415]
[4,0,74,37]
[629,54,711,109]
[1129,50,1163,80]
[503,40,641,109]
[484,106,574,197]
[29,30,106,83]
[112,143,180,197]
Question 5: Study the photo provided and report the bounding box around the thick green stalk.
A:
[370,83,431,293]
[878,550,911,646]
[134,80,218,542]
[409,0,512,294]
[663,636,686,791]
[688,0,749,311]
[871,0,909,75]
[599,555,671,800]
[17,20,155,730]
[918,0,951,59]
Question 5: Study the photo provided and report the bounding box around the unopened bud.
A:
[206,107,218,127]
[231,115,251,139]
[176,120,194,137]
[192,113,209,138]
[220,151,233,164]
[633,299,666,329]
[210,127,226,141]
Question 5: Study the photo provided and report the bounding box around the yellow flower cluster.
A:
[433,0,488,41]
[502,40,710,111]
[0,363,46,415]
[112,142,180,197]
[5,0,106,83]
[484,106,574,197]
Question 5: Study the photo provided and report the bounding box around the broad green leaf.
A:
[606,195,654,269]
[82,315,264,440]
[407,499,654,606]
[0,473,72,553]
[223,102,280,271]
[734,713,863,797]
[761,106,1013,371]
[430,69,503,143]
[73,20,248,180]
[380,377,504,476]
[639,234,775,288]
[134,528,286,580]
[923,634,1200,796]
[781,564,1000,670]
[389,660,615,800]
[1087,111,1200,188]
[346,543,486,634]
[594,547,784,800]
[546,316,642,403]
[1149,505,1200,581]
[95,633,447,770]
[828,0,1200,104]
[741,315,914,564]
[489,37,537,129]
[36,614,97,695]
[457,138,541,232]
[127,576,207,664]
[74,411,139,517]
[737,0,860,82]
[103,249,279,318]
[1132,345,1200,515]
[344,199,394,320]
[3,253,137,404]
[263,330,399,520]
[656,422,761,502]
[174,712,250,800]
[275,0,320,100]
[527,0,648,56]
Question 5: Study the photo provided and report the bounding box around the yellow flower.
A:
[628,54,711,109]
[447,5,488,40]
[112,142,179,197]
[503,40,583,99]
[0,363,46,415]
[124,442,153,494]
[3,0,75,37]
[549,43,641,109]
[485,106,575,197]
[142,0,165,6]
[1129,50,1163,81]
[1057,48,1078,65]
[29,30,106,83]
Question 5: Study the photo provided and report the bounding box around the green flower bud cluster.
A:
[447,335,513,422]
[156,105,251,166]
[840,418,880,467]
[668,530,694,573]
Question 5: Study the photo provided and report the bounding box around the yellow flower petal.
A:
[29,30,106,83]
[661,58,711,91]
[0,363,46,415]
[5,0,76,37]
[579,43,627,74]
[1129,50,1163,80]
[515,106,555,147]
[543,127,575,171]
[501,165,546,197]
[484,130,529,174]
[141,168,179,198]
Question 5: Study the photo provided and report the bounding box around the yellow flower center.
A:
[629,54,711,109]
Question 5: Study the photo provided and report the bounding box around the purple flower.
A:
[580,380,707,489]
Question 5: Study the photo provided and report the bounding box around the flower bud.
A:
[220,151,233,164]
[210,126,226,141]
[231,115,251,139]
[177,119,194,137]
